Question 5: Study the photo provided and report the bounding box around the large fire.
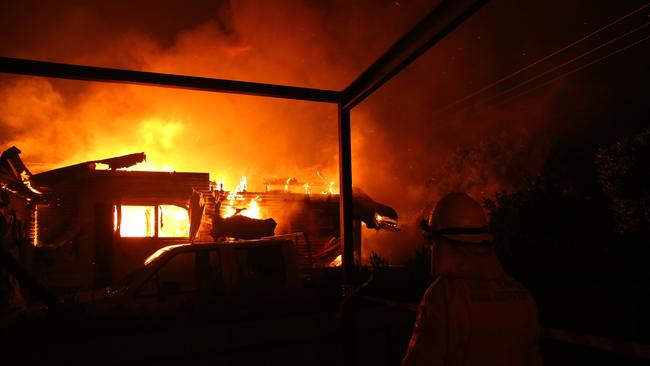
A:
[117,205,155,237]
[158,205,191,237]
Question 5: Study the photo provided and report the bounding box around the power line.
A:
[492,34,650,109]
[475,21,650,109]
[430,2,650,117]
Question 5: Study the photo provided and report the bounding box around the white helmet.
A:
[423,192,493,244]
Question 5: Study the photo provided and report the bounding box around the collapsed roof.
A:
[31,152,146,186]
[1,148,148,201]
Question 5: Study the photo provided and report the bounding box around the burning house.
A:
[7,148,397,295]
[27,152,209,291]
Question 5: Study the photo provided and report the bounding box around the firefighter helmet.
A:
[425,192,493,244]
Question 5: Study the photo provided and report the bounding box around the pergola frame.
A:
[0,0,488,291]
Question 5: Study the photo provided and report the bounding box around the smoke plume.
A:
[2,1,644,263]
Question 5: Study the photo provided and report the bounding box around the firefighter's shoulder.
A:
[419,276,449,311]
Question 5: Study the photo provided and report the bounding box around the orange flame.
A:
[115,204,189,238]
[329,254,342,267]
[223,176,262,219]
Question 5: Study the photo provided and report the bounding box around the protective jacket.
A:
[402,243,542,366]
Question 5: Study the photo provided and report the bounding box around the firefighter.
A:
[402,192,542,366]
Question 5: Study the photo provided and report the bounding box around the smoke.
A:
[0,0,560,263]
[1,1,643,263]
[0,0,433,190]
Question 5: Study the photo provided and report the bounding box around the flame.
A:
[33,205,40,247]
[245,196,261,219]
[373,212,399,231]
[20,171,42,195]
[329,254,342,267]
[119,205,155,237]
[222,176,262,219]
[123,161,176,173]
[113,205,118,232]
[116,204,189,237]
[44,117,186,175]
[321,181,335,194]
[158,205,190,237]
[3,10,345,197]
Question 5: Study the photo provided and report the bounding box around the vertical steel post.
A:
[337,103,356,365]
[337,103,355,289]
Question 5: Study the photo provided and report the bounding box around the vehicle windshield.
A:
[144,243,191,265]
[112,244,193,292]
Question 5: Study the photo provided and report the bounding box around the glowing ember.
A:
[317,171,336,194]
[373,212,400,232]
[33,206,40,247]
[284,178,292,192]
[120,160,176,173]
[322,181,335,194]
[246,196,261,218]
[329,254,342,267]
[21,171,42,195]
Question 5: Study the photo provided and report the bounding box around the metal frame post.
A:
[338,103,356,366]
[338,102,355,366]
[337,104,355,290]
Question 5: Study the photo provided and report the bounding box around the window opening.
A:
[119,205,155,237]
[114,204,189,238]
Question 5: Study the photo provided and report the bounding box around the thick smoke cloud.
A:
[1,0,646,263]
[0,0,432,189]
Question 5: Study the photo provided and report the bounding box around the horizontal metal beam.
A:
[342,0,489,110]
[0,56,341,103]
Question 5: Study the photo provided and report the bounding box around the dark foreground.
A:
[2,268,648,365]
